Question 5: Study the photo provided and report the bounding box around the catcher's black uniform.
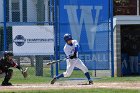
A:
[0,58,21,86]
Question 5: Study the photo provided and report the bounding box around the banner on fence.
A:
[59,0,112,70]
[12,26,54,55]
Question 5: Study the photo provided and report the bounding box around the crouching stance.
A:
[0,51,22,86]
[51,34,93,85]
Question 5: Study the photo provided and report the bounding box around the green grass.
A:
[94,76,140,83]
[1,66,140,84]
[1,67,140,92]
[59,70,140,83]
[0,66,52,84]
[0,88,140,93]
[59,69,93,78]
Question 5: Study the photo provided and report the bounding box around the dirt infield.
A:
[0,80,140,91]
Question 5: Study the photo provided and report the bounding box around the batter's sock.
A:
[56,74,64,79]
[85,72,91,81]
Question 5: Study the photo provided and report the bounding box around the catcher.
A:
[0,51,27,86]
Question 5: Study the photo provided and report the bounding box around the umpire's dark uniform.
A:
[0,52,21,86]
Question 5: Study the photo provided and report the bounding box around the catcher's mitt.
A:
[21,67,28,78]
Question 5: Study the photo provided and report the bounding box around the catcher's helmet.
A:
[64,33,72,42]
[4,51,13,57]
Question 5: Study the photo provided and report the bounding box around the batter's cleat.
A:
[1,82,12,86]
[89,80,93,85]
[51,77,57,84]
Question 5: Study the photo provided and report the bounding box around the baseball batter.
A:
[51,33,93,85]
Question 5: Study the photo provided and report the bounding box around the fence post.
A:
[110,0,114,77]
[36,56,43,76]
[54,0,59,76]
[3,0,7,51]
[35,0,45,76]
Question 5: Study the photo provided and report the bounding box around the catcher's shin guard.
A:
[1,69,13,86]
[51,77,57,84]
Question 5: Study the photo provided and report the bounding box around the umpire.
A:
[0,51,22,86]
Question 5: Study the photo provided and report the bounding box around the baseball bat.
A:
[46,58,66,65]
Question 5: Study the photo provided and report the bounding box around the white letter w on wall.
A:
[64,5,102,50]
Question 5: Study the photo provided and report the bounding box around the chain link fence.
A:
[0,0,57,82]
[58,0,113,77]
[0,0,114,85]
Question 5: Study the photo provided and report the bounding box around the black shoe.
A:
[51,77,57,84]
[1,82,12,86]
[89,80,93,85]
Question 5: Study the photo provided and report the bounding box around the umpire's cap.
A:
[4,51,13,57]
[64,33,72,42]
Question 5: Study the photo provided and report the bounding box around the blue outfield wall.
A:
[59,0,113,70]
